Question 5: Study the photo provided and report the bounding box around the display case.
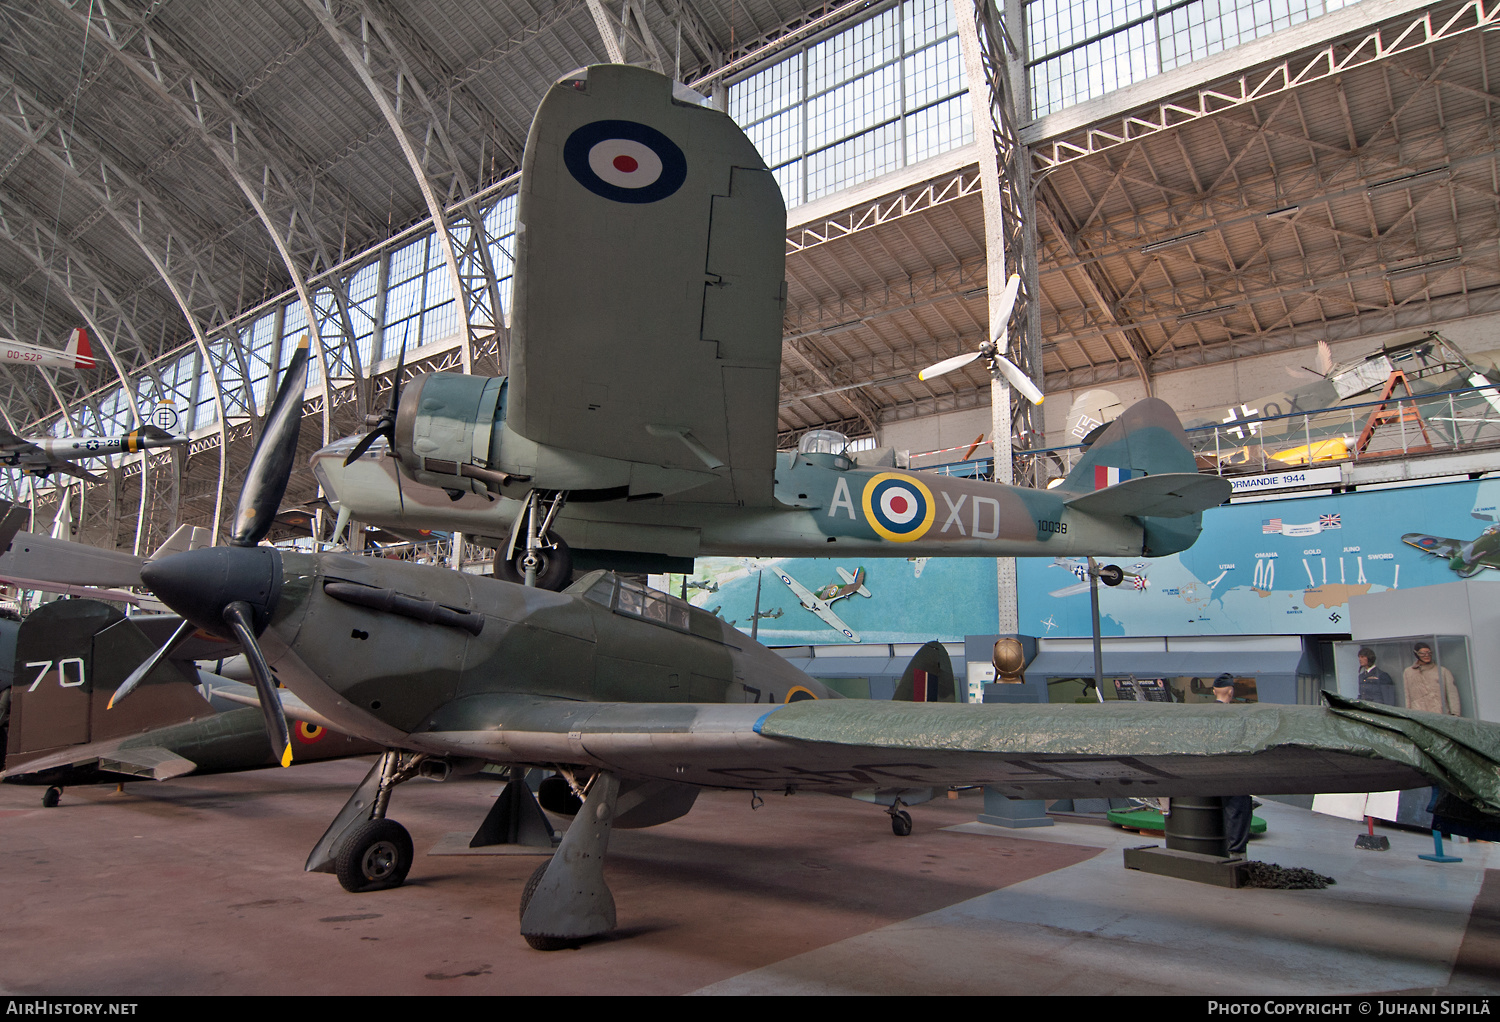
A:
[1333,634,1473,717]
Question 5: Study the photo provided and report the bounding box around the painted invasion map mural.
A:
[669,478,1500,643]
[1016,477,1500,637]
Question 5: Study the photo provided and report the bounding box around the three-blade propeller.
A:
[344,337,405,467]
[110,335,311,768]
[917,274,1044,405]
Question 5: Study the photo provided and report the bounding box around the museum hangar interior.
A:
[0,0,1499,996]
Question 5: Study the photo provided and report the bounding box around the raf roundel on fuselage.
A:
[861,473,936,543]
[563,119,687,203]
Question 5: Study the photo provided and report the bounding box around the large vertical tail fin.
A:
[1060,398,1197,493]
[63,327,95,369]
[1058,398,1229,556]
[892,640,957,703]
[4,600,211,772]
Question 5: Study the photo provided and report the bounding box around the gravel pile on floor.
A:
[1243,861,1337,889]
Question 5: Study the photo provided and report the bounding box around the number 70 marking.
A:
[24,658,85,691]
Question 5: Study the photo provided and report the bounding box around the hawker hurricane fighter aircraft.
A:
[776,565,869,641]
[1402,525,1500,578]
[0,327,95,370]
[311,65,1230,588]
[0,419,189,484]
[114,294,1500,952]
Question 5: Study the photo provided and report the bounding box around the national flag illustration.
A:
[1263,518,1283,534]
[1094,466,1133,487]
[1319,514,1342,529]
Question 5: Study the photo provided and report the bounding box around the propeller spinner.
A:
[110,335,312,767]
[918,274,1043,405]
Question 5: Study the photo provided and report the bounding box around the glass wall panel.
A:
[730,0,970,209]
[1029,0,1359,118]
[248,313,279,412]
[346,262,379,371]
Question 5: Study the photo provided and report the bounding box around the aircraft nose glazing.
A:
[140,546,283,639]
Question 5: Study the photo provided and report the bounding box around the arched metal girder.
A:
[0,68,236,537]
[50,0,381,446]
[0,285,153,552]
[0,186,149,425]
[0,288,86,433]
[306,0,512,372]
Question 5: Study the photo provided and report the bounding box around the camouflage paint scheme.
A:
[311,66,1228,572]
[2,599,377,787]
[172,545,1491,806]
[1403,524,1500,578]
[318,395,1222,564]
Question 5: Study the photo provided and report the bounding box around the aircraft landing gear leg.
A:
[496,490,571,590]
[520,771,620,950]
[305,750,425,891]
[887,798,913,837]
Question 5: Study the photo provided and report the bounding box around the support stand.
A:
[1355,815,1390,851]
[977,787,1052,828]
[469,770,557,850]
[1418,829,1462,863]
[520,771,621,947]
[1124,796,1248,888]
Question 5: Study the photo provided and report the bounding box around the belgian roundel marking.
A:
[563,120,687,204]
[861,473,936,543]
[295,722,326,744]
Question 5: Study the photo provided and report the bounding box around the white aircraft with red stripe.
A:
[0,327,96,369]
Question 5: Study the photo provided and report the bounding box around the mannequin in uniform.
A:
[1402,642,1460,715]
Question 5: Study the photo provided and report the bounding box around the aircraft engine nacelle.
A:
[390,372,719,501]
[392,372,521,497]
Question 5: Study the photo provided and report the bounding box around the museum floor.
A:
[2,756,1496,996]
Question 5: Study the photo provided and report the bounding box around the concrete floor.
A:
[2,756,1496,996]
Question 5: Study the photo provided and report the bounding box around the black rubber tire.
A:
[520,861,576,951]
[1099,564,1125,587]
[891,810,913,837]
[494,534,571,591]
[42,786,61,808]
[334,819,413,893]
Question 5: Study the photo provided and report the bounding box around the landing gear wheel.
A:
[891,810,913,837]
[494,535,571,591]
[42,786,61,808]
[520,861,577,951]
[335,819,413,893]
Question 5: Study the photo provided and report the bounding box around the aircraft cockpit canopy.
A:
[797,430,849,456]
[578,571,692,634]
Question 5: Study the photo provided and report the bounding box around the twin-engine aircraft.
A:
[311,64,1231,587]
[107,66,1500,954]
[0,327,95,370]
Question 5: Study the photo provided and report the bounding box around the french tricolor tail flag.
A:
[1094,465,1133,488]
